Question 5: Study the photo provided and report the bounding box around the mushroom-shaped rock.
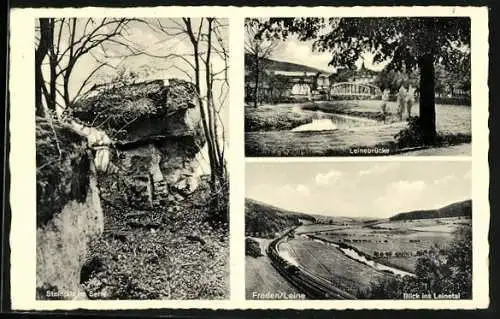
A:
[68,79,203,145]
[69,79,208,209]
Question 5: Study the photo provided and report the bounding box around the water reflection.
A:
[291,119,338,132]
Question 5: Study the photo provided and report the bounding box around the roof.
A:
[272,70,321,77]
[356,62,380,76]
[244,53,331,75]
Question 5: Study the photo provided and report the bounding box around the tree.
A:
[35,18,53,116]
[374,68,419,93]
[360,226,472,299]
[141,18,228,215]
[434,57,471,98]
[35,18,137,113]
[257,17,470,145]
[267,74,291,103]
[245,18,279,108]
[330,67,356,83]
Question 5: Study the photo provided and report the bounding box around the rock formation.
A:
[36,117,104,300]
[67,79,207,210]
[36,78,207,299]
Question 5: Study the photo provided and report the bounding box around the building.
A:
[244,54,332,104]
[343,62,380,84]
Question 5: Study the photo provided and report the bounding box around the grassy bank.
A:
[245,130,471,157]
[302,101,386,122]
[245,105,313,132]
[244,100,471,156]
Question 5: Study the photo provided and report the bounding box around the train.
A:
[266,233,355,300]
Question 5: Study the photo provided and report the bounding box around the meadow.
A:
[312,217,471,272]
[245,101,471,157]
[285,238,391,295]
[294,223,355,234]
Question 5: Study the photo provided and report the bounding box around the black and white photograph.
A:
[244,17,471,157]
[34,17,229,300]
[245,162,472,300]
[8,5,489,311]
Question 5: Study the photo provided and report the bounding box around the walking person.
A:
[397,85,407,121]
[380,88,390,123]
[406,84,416,118]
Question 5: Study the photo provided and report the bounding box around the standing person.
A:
[397,85,407,121]
[406,84,416,118]
[380,88,390,123]
[307,85,313,102]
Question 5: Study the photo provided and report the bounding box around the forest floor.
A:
[82,183,229,300]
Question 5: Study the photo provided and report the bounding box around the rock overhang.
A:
[67,78,203,146]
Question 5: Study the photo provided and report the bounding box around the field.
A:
[312,217,471,272]
[306,100,471,135]
[245,237,303,299]
[285,238,391,295]
[294,223,358,234]
[245,101,471,156]
[244,199,472,299]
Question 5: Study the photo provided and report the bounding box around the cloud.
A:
[296,184,311,196]
[315,170,343,185]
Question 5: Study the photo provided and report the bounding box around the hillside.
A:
[390,199,472,221]
[245,198,316,236]
[244,53,330,74]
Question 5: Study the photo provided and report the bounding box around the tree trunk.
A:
[418,54,437,145]
[35,18,52,117]
[48,19,57,111]
[253,56,259,108]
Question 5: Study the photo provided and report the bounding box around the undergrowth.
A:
[81,180,229,300]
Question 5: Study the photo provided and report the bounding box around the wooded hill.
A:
[244,53,330,74]
[390,199,472,221]
[245,198,316,236]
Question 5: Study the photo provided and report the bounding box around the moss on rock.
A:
[68,79,200,144]
[36,117,92,227]
[36,116,104,300]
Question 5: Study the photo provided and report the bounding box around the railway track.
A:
[266,229,356,300]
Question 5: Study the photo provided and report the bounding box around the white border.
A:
[9,6,489,310]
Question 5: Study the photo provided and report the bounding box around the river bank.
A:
[245,101,471,156]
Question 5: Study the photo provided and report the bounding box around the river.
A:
[290,110,380,132]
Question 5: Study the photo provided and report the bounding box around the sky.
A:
[270,35,389,73]
[38,18,229,123]
[36,18,228,174]
[246,161,472,218]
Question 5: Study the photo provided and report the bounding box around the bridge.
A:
[330,82,381,98]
